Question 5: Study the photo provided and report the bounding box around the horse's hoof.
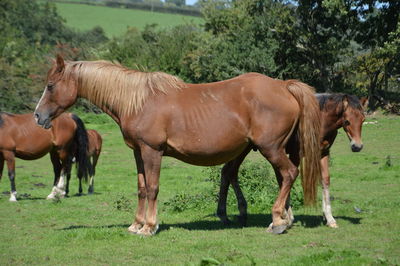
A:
[270,225,287,235]
[127,223,143,234]
[216,213,230,225]
[220,217,231,226]
[327,222,338,228]
[46,194,55,200]
[9,192,17,202]
[266,223,273,233]
[237,215,247,227]
[137,224,159,236]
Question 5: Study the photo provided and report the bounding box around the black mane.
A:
[316,93,363,111]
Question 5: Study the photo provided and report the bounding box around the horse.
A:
[0,112,91,201]
[66,129,102,195]
[216,93,367,228]
[34,55,322,236]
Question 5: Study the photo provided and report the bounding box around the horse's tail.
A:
[286,80,322,205]
[71,114,91,182]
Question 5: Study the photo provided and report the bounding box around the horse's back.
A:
[129,73,302,165]
[0,113,54,159]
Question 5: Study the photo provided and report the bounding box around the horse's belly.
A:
[165,136,249,166]
[15,147,52,160]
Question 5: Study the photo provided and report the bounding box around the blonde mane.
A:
[64,60,184,116]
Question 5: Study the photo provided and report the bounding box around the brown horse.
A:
[216,93,367,228]
[67,129,102,195]
[34,55,322,235]
[0,112,90,201]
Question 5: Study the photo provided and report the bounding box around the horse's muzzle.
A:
[34,113,52,129]
[351,143,363,152]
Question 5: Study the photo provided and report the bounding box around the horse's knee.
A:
[138,186,146,199]
[146,185,159,200]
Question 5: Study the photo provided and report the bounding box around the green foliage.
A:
[186,0,278,82]
[0,0,108,113]
[102,23,199,77]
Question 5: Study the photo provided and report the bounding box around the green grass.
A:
[54,2,203,37]
[0,112,399,265]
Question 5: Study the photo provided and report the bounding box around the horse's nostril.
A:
[34,113,39,119]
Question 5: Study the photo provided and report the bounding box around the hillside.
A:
[55,2,204,37]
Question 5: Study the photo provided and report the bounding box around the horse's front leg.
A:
[46,152,61,199]
[321,155,337,228]
[3,151,17,202]
[128,150,147,234]
[136,146,162,236]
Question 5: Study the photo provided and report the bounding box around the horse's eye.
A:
[47,84,54,91]
[344,120,350,126]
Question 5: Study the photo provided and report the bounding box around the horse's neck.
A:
[77,88,122,125]
[321,110,343,139]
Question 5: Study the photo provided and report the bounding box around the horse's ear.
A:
[55,54,65,73]
[360,96,369,110]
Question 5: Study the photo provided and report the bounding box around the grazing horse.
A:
[34,55,322,235]
[216,93,366,228]
[66,129,102,195]
[0,112,90,201]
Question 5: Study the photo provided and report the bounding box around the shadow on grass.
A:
[1,192,43,201]
[58,213,361,233]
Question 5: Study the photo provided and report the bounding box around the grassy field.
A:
[0,112,399,265]
[53,2,203,37]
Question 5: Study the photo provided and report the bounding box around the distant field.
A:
[54,2,203,37]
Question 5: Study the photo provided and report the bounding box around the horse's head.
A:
[341,96,367,152]
[34,55,77,129]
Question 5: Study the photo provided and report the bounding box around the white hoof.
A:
[9,192,17,202]
[128,223,143,234]
[137,224,159,236]
[46,193,56,200]
[327,222,338,228]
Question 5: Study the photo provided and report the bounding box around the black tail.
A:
[71,114,91,182]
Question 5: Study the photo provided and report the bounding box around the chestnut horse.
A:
[0,112,90,201]
[66,129,102,195]
[34,55,322,235]
[216,93,366,228]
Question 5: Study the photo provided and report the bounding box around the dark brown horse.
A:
[216,93,367,228]
[67,129,102,195]
[34,55,322,235]
[0,112,90,201]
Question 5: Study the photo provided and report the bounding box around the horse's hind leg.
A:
[65,160,72,196]
[321,155,338,228]
[260,148,299,234]
[3,151,17,202]
[88,153,99,194]
[217,147,251,226]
